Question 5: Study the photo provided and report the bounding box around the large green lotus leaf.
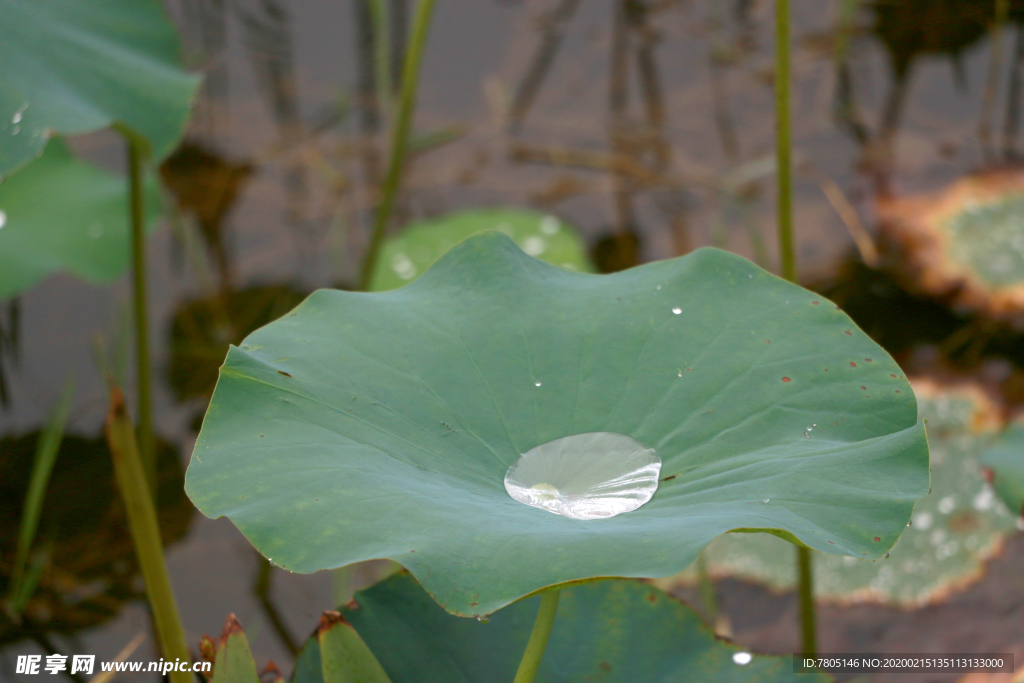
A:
[0,0,200,175]
[185,232,929,617]
[659,383,1015,606]
[0,138,160,299]
[981,421,1024,517]
[292,573,828,683]
[368,208,592,291]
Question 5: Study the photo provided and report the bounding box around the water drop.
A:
[671,307,682,315]
[656,285,662,290]
[733,652,752,665]
[504,432,661,520]
[0,210,6,229]
[677,370,683,377]
[12,112,21,124]
[884,552,890,559]
[762,498,769,503]
[477,615,491,623]
[534,381,542,387]
[11,126,18,135]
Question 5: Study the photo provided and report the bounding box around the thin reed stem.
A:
[126,137,155,488]
[358,0,437,291]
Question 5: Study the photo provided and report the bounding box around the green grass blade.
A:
[7,380,74,612]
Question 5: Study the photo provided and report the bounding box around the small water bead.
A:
[671,307,682,314]
[763,498,770,504]
[504,432,661,520]
[0,210,6,229]
[534,381,542,387]
[732,652,752,665]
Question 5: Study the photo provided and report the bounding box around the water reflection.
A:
[0,434,191,649]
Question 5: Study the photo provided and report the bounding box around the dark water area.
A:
[3,0,1024,680]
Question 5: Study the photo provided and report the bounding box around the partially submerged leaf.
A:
[317,611,392,683]
[186,233,929,616]
[981,420,1024,518]
[0,0,200,175]
[661,380,1015,606]
[368,209,592,291]
[294,573,828,683]
[0,138,160,299]
[878,169,1024,324]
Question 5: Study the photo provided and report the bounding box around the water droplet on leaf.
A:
[671,307,682,315]
[504,432,661,520]
[733,652,752,665]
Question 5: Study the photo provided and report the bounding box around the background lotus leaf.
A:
[288,573,828,683]
[0,0,200,175]
[368,208,592,291]
[0,138,160,299]
[185,232,929,616]
[658,380,1016,606]
[981,420,1024,517]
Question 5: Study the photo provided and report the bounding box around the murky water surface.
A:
[2,0,1022,678]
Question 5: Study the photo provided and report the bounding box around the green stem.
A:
[358,0,437,291]
[512,589,561,683]
[126,137,155,488]
[797,546,817,655]
[369,0,393,114]
[776,0,813,654]
[105,387,191,683]
[775,0,795,282]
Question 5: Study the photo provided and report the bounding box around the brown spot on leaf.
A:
[660,474,677,482]
[599,662,613,672]
[219,613,245,645]
[782,377,791,382]
[318,610,348,634]
[277,371,292,377]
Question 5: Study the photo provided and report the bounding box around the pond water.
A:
[3,0,1024,680]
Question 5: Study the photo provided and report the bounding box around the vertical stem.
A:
[369,0,393,113]
[127,138,155,489]
[513,589,561,683]
[776,0,814,655]
[358,0,437,291]
[797,546,817,655]
[105,387,191,683]
[775,0,795,282]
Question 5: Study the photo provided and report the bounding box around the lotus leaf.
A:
[0,0,200,175]
[289,573,828,683]
[0,138,160,299]
[368,208,592,291]
[185,232,929,616]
